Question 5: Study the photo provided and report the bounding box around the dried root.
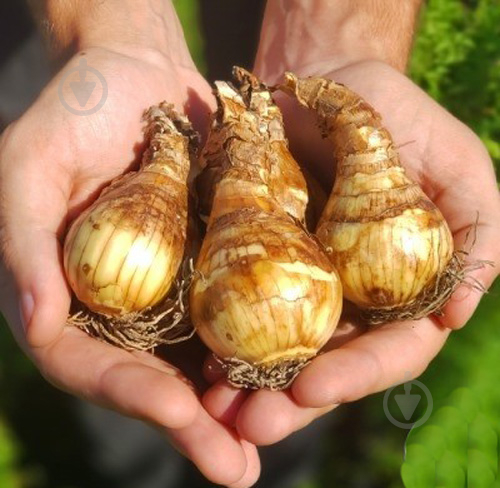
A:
[218,356,310,391]
[363,250,492,326]
[67,259,196,351]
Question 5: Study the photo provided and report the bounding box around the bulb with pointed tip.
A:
[190,68,343,390]
[281,72,460,324]
[63,104,198,352]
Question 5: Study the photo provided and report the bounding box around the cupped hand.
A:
[202,61,500,446]
[0,46,260,487]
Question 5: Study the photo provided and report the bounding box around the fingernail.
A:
[20,292,34,332]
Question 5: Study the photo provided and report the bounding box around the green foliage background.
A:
[410,0,500,171]
[0,0,499,487]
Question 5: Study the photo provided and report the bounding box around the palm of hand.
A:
[47,48,212,216]
[202,61,500,447]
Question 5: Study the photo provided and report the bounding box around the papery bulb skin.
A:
[64,172,187,316]
[64,104,198,351]
[192,211,342,371]
[282,73,458,324]
[190,68,342,389]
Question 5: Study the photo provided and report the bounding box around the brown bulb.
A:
[190,68,342,389]
[64,104,197,350]
[281,72,463,324]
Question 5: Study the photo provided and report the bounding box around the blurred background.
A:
[1,0,499,487]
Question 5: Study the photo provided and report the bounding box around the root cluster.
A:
[219,356,310,391]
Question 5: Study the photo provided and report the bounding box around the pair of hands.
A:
[1,44,499,487]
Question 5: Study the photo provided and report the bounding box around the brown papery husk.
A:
[215,355,310,391]
[190,68,343,390]
[65,102,200,351]
[363,249,492,326]
[67,258,196,351]
[279,73,491,325]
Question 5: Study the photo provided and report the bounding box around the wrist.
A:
[254,0,422,83]
[38,0,194,69]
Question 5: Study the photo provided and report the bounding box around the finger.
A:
[203,380,335,446]
[236,389,336,446]
[202,379,250,426]
[0,131,73,347]
[44,329,262,487]
[34,326,199,429]
[168,407,261,487]
[292,317,449,408]
[234,440,262,488]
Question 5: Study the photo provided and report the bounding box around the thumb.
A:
[0,128,72,348]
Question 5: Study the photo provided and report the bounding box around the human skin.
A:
[1,0,499,485]
[0,1,260,486]
[202,0,500,447]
